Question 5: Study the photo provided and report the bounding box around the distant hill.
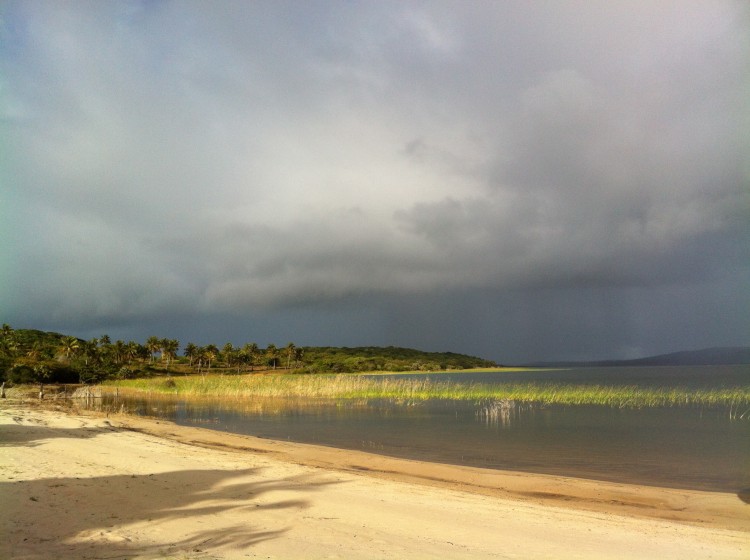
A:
[299,346,497,373]
[524,347,750,368]
[6,329,70,353]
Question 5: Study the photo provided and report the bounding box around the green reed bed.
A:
[106,374,750,410]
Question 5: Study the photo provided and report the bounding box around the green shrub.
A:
[6,364,36,384]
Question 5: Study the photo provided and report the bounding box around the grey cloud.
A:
[2,1,748,360]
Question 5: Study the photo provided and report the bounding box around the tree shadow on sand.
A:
[3,468,342,558]
[0,417,119,448]
[2,421,344,559]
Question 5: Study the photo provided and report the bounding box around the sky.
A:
[1,1,748,363]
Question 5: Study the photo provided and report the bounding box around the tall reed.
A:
[106,374,750,409]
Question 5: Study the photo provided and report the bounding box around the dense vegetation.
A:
[296,346,497,373]
[0,325,496,385]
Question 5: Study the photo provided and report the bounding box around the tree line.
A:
[0,325,301,385]
[0,325,498,386]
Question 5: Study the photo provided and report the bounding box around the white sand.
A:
[1,401,747,559]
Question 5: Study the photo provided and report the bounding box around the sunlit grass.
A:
[105,373,750,409]
[356,367,546,375]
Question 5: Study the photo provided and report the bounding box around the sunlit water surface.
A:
[88,366,749,493]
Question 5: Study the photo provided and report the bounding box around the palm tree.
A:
[81,339,99,366]
[265,344,278,370]
[125,341,143,365]
[236,349,249,374]
[285,342,296,370]
[203,344,218,372]
[222,343,235,370]
[162,339,179,370]
[194,346,207,377]
[146,336,161,364]
[194,346,206,374]
[159,338,170,365]
[26,341,45,362]
[58,336,80,362]
[112,340,127,365]
[242,343,259,372]
[184,342,198,368]
[98,336,112,365]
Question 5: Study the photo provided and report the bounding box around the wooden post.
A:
[1,381,5,398]
[39,382,44,400]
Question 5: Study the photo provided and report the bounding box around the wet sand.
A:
[1,400,748,559]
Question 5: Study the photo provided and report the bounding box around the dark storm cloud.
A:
[1,1,747,360]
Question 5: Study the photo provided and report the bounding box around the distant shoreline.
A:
[522,346,750,368]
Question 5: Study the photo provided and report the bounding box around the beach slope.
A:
[1,402,747,559]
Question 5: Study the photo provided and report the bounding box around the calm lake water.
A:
[93,365,750,493]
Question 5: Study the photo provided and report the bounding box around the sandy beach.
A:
[1,400,747,559]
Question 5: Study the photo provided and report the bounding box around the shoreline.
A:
[2,399,748,559]
[88,406,750,531]
[68,384,750,493]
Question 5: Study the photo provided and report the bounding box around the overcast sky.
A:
[1,1,748,363]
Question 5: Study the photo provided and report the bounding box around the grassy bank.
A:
[105,374,750,410]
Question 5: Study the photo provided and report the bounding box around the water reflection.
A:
[475,399,519,428]
[76,392,750,493]
[392,364,750,389]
